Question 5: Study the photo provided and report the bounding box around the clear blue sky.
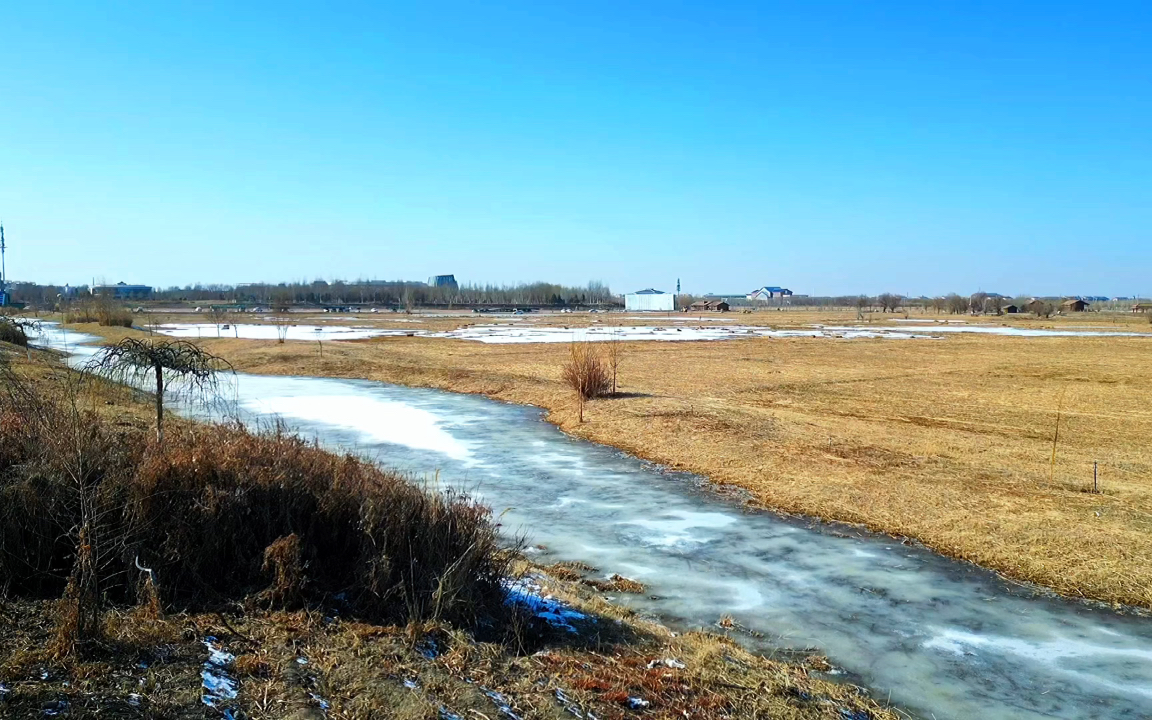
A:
[2,1,1149,296]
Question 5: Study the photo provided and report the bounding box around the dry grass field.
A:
[61,310,1152,609]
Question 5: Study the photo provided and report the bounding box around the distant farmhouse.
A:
[625,288,674,312]
[747,286,793,302]
[92,282,153,299]
[690,299,730,312]
[1061,298,1089,312]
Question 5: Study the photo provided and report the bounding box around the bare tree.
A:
[876,293,903,313]
[969,292,988,314]
[207,306,229,337]
[606,331,622,394]
[274,317,291,344]
[85,338,232,442]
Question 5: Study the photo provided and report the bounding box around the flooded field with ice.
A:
[147,320,1150,344]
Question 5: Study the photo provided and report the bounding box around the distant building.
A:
[1002,304,1020,314]
[428,274,458,288]
[625,288,674,312]
[747,286,793,302]
[690,300,730,312]
[1061,298,1089,312]
[92,282,153,299]
[1133,303,1152,313]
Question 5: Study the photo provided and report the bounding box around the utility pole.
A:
[0,222,7,307]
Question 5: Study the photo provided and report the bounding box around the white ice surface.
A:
[151,323,407,341]
[244,394,473,462]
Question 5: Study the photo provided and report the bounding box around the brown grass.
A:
[141,310,1152,610]
[0,363,511,630]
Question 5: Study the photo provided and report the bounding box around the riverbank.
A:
[57,315,1152,610]
[1,338,899,720]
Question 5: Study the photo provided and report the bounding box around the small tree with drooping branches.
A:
[85,338,233,442]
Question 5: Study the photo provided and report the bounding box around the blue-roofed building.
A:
[746,286,793,302]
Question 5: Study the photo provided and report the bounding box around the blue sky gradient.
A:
[2,2,1149,296]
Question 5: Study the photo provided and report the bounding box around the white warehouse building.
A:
[625,288,674,312]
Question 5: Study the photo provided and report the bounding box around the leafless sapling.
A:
[84,338,233,442]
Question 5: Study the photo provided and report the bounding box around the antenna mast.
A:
[0,223,6,305]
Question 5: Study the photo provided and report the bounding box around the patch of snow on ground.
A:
[429,325,918,343]
[151,323,407,341]
[201,638,238,712]
[503,576,589,633]
[481,688,523,719]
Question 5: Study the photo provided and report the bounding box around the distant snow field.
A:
[150,323,410,341]
[149,321,1149,344]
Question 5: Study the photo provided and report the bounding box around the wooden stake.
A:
[1049,386,1067,485]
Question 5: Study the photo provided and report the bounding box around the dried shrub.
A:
[259,534,306,608]
[0,371,512,631]
[63,297,134,327]
[0,318,30,347]
[561,341,611,421]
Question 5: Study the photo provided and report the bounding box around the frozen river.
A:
[31,324,1152,720]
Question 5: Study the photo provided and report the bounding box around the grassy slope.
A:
[78,308,1150,610]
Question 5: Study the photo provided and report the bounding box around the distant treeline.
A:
[10,279,615,308]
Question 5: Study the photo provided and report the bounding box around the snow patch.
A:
[503,577,589,634]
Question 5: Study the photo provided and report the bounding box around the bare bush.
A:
[0,373,512,630]
[0,317,38,347]
[562,341,611,422]
[274,317,291,343]
[62,297,133,327]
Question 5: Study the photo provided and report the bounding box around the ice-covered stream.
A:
[30,324,1152,720]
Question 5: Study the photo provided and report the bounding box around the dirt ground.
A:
[55,309,1152,609]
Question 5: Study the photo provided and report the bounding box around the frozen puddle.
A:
[31,325,1152,720]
